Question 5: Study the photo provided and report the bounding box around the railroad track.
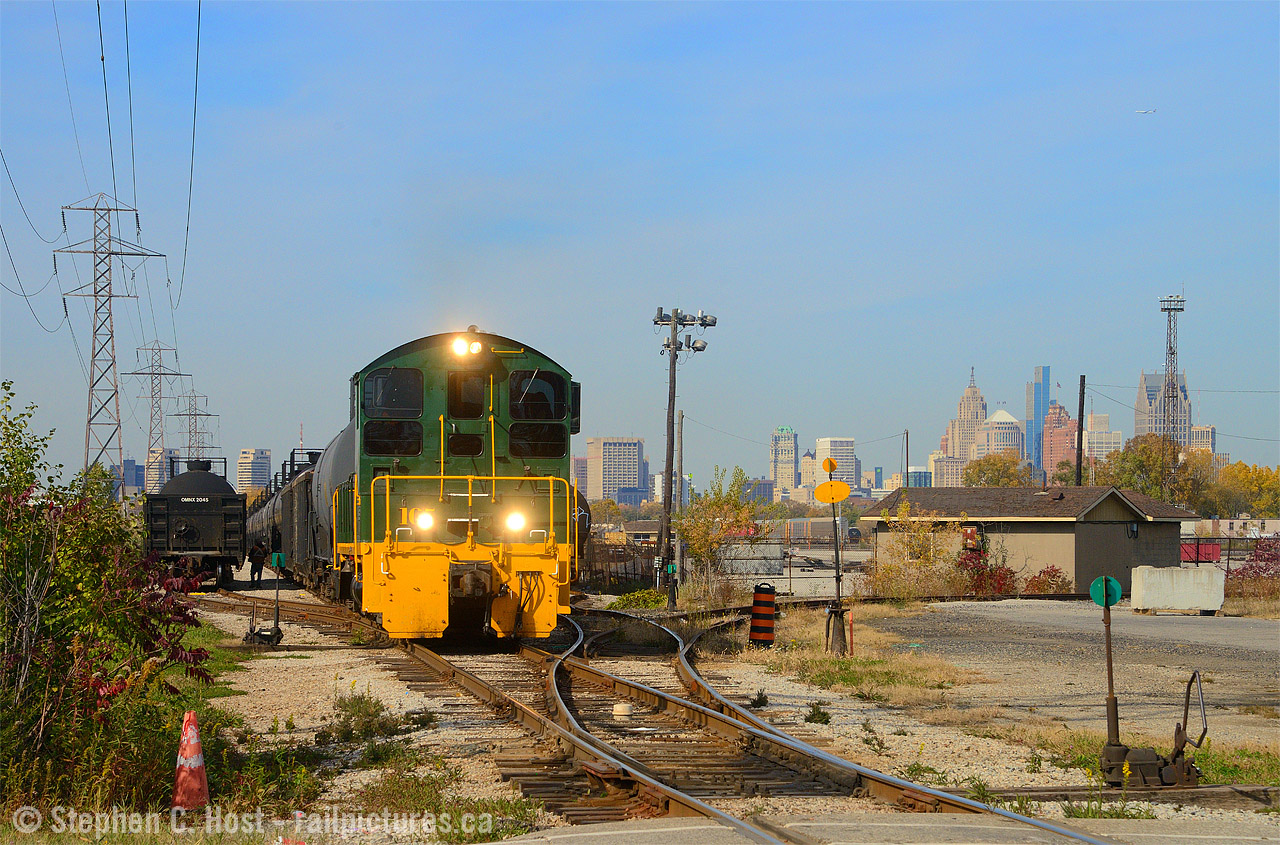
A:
[190,593,1138,843]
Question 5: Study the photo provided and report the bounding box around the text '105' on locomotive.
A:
[247,328,589,638]
[144,457,247,585]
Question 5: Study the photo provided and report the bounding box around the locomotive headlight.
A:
[415,511,434,530]
[468,340,483,354]
[452,337,469,355]
[505,512,527,532]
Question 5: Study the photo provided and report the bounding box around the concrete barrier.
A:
[1131,564,1224,614]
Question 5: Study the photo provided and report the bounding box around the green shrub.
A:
[606,588,668,610]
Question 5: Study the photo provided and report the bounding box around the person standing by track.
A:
[247,540,268,585]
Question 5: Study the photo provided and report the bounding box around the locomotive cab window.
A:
[364,421,423,456]
[509,370,566,420]
[363,368,423,419]
[448,373,487,419]
[509,423,567,459]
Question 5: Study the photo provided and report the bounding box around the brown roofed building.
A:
[858,486,1194,592]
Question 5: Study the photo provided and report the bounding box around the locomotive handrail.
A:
[367,473,573,560]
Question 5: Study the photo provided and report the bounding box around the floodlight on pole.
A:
[652,306,716,610]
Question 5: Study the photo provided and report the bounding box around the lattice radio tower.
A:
[55,194,162,474]
[1159,294,1186,495]
[123,342,188,492]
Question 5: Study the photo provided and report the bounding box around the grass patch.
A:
[359,739,421,768]
[606,588,668,610]
[352,758,540,844]
[975,723,1280,786]
[1241,705,1280,719]
[898,759,950,785]
[1222,595,1280,619]
[804,702,832,724]
[743,607,976,706]
[332,685,402,740]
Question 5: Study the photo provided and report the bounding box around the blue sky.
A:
[2,1,1277,486]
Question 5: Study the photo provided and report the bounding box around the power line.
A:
[1,224,68,333]
[0,149,65,243]
[1086,386,1277,445]
[51,1,91,194]
[123,0,137,209]
[95,1,121,221]
[1092,382,1277,395]
[172,0,201,311]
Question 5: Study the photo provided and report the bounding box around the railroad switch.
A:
[1093,576,1208,788]
[1101,670,1207,788]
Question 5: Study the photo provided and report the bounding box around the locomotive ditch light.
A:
[505,512,527,532]
[415,511,435,530]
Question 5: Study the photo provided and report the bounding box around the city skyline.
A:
[2,3,1276,490]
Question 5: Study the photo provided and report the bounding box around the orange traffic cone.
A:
[171,710,209,810]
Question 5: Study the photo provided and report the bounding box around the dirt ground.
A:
[863,601,1280,745]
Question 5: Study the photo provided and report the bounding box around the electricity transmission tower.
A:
[170,390,216,462]
[1159,295,1186,496]
[123,342,187,492]
[55,194,161,476]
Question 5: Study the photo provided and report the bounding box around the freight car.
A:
[247,328,589,638]
[145,458,246,585]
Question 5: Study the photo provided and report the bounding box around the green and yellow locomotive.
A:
[248,328,584,638]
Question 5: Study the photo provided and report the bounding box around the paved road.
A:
[937,599,1279,655]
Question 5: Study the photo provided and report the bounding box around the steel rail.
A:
[577,607,1119,845]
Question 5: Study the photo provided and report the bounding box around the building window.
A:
[509,371,566,420]
[363,368,423,419]
[509,423,567,458]
[448,373,487,419]
[364,421,423,456]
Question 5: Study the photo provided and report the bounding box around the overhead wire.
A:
[95,0,121,211]
[1,224,68,333]
[171,0,201,311]
[1,149,65,243]
[1086,386,1278,445]
[51,0,91,194]
[1092,383,1277,395]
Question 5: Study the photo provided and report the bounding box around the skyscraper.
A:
[1134,370,1192,446]
[1083,413,1123,461]
[815,437,858,485]
[1042,402,1079,475]
[799,450,818,488]
[769,426,799,492]
[1024,366,1050,470]
[973,410,1025,461]
[572,456,588,493]
[146,447,179,493]
[586,437,645,502]
[945,368,987,461]
[236,448,272,493]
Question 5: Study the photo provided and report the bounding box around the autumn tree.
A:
[672,466,776,605]
[962,450,1034,487]
[591,498,622,526]
[869,498,967,599]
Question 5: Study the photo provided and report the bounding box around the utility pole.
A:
[652,306,716,610]
[123,342,187,493]
[1075,375,1086,486]
[675,409,684,585]
[56,194,161,480]
[903,429,909,488]
[1159,295,1186,498]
